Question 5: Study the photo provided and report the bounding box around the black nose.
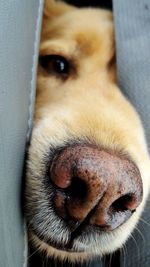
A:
[50,145,143,231]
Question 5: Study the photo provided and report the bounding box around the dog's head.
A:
[25,0,150,262]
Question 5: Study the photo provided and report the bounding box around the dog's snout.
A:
[50,145,143,231]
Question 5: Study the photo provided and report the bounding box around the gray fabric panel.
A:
[0,0,44,266]
[113,0,150,150]
[113,0,150,266]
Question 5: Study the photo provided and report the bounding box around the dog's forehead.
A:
[41,8,113,58]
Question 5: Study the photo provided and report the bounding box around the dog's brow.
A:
[40,40,76,58]
[75,31,101,56]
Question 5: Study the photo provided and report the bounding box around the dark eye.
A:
[39,55,70,77]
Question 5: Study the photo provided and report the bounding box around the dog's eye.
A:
[39,55,70,77]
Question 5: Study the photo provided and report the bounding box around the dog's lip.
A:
[31,222,107,253]
[37,234,85,253]
[31,228,85,253]
[45,240,75,252]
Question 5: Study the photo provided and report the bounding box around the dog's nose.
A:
[50,145,143,231]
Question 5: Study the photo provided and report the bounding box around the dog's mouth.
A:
[31,222,104,253]
[37,234,79,253]
[29,184,136,254]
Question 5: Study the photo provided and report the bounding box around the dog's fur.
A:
[25,0,150,263]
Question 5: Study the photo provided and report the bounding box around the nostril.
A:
[111,194,136,213]
[66,177,87,200]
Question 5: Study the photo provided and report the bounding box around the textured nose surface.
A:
[50,145,143,231]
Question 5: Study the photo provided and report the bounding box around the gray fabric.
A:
[113,0,150,266]
[0,0,44,266]
[113,0,150,150]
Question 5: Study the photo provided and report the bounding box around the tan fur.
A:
[26,0,150,262]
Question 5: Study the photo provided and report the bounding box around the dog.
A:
[25,0,150,263]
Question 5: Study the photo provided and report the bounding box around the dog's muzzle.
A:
[50,144,143,232]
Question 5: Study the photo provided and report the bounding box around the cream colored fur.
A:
[26,0,150,262]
